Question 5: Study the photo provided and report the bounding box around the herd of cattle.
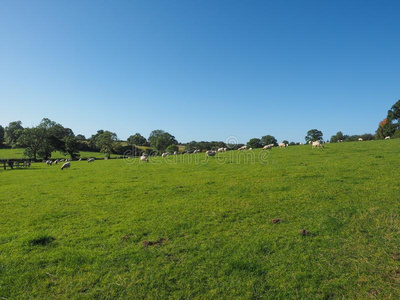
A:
[42,136,393,169]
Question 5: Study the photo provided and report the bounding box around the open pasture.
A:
[1,140,400,299]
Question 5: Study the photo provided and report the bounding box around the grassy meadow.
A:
[1,140,400,299]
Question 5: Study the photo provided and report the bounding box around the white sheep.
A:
[263,144,273,150]
[312,141,323,148]
[206,150,217,157]
[140,154,149,162]
[61,162,70,170]
[358,138,363,141]
[279,143,287,148]
[385,136,391,140]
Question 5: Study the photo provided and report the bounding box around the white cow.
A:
[385,136,391,140]
[46,160,52,166]
[88,158,95,163]
[358,138,363,141]
[218,147,224,152]
[238,146,247,151]
[140,154,149,162]
[162,153,168,158]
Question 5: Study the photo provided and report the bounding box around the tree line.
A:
[0,100,399,158]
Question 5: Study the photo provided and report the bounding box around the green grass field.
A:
[1,140,400,299]
[0,148,115,160]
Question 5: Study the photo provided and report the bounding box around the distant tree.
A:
[94,131,118,156]
[282,140,289,145]
[387,99,400,126]
[330,131,345,143]
[18,127,47,160]
[375,118,396,139]
[289,141,296,146]
[127,133,147,146]
[36,118,74,159]
[89,130,104,149]
[148,130,177,152]
[247,138,263,149]
[261,135,277,146]
[4,121,24,147]
[360,133,375,141]
[305,129,323,142]
[166,144,179,153]
[62,136,80,159]
[76,134,86,140]
[0,125,4,146]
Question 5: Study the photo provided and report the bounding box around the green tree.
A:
[282,140,289,145]
[305,129,323,142]
[261,135,277,146]
[387,99,400,126]
[76,134,86,140]
[127,133,147,146]
[0,125,4,146]
[95,131,118,155]
[166,144,179,153]
[62,136,81,159]
[148,130,178,152]
[376,118,396,139]
[18,127,47,160]
[37,118,74,159]
[330,131,345,143]
[247,138,263,148]
[4,121,24,147]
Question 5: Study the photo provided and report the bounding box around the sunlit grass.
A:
[1,140,400,298]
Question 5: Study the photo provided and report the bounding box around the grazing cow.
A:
[312,141,323,148]
[173,151,178,155]
[46,160,52,166]
[223,147,227,152]
[162,153,168,158]
[206,150,217,157]
[358,138,363,141]
[385,136,391,140]
[279,143,287,148]
[88,158,95,163]
[140,154,149,162]
[238,146,247,151]
[61,162,70,170]
[218,147,224,152]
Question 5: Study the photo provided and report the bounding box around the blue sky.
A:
[0,0,399,143]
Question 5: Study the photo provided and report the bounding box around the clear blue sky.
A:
[1,0,399,143]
